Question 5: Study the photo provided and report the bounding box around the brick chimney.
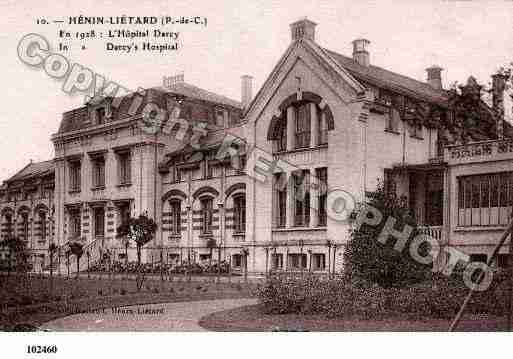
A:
[241,75,253,109]
[290,17,317,42]
[352,39,370,67]
[492,72,507,140]
[426,65,443,90]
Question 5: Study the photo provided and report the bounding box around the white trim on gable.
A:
[245,39,366,126]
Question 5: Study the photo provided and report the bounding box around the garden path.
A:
[39,298,258,331]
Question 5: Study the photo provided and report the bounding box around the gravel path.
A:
[39,298,258,331]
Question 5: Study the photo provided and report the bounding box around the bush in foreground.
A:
[257,274,509,319]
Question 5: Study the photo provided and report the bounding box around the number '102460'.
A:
[27,345,58,354]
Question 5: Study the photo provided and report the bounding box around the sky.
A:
[0,0,512,180]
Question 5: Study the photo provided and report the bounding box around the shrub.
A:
[344,183,431,288]
[120,288,127,295]
[258,274,509,319]
[18,295,34,306]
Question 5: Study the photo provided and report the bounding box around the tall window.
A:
[318,110,328,145]
[118,204,130,226]
[69,161,81,192]
[288,253,307,269]
[233,195,246,233]
[274,173,287,228]
[232,254,242,268]
[39,211,47,240]
[21,213,29,240]
[386,108,401,132]
[92,156,105,188]
[94,207,105,237]
[458,172,513,226]
[274,120,287,152]
[118,151,131,185]
[5,214,12,238]
[171,166,181,183]
[170,200,181,235]
[236,154,247,175]
[96,107,106,125]
[69,209,81,238]
[316,167,328,226]
[295,103,311,149]
[271,253,283,270]
[312,253,326,271]
[203,151,214,179]
[294,170,310,227]
[215,108,225,127]
[408,122,423,139]
[200,197,213,234]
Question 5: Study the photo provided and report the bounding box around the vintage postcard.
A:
[1,0,513,357]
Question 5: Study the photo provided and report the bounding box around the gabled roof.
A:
[322,48,448,106]
[5,160,54,183]
[244,39,366,118]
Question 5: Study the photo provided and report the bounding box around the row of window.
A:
[4,188,52,202]
[2,211,48,241]
[274,102,329,152]
[68,204,130,239]
[275,167,327,228]
[167,195,246,236]
[269,253,326,271]
[68,151,131,192]
[168,154,246,184]
[457,172,513,227]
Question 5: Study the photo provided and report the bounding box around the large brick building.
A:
[1,18,511,274]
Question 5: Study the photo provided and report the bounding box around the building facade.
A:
[1,18,511,274]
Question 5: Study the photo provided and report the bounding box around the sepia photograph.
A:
[1,0,513,357]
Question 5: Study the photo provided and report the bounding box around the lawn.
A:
[0,273,257,331]
[198,304,509,332]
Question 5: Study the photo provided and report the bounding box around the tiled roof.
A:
[156,82,242,109]
[323,48,448,106]
[6,160,54,183]
[58,82,242,134]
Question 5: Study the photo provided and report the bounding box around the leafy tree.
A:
[69,242,84,279]
[344,183,431,288]
[116,212,157,291]
[116,212,157,267]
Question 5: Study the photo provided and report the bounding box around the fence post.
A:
[508,229,513,331]
[265,247,269,278]
[332,244,337,277]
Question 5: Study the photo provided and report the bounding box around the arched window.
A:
[169,199,181,235]
[233,195,246,233]
[200,197,213,234]
[269,93,334,152]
